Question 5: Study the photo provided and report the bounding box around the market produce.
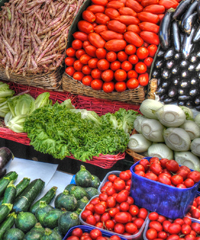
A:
[2,181,16,204]
[55,190,77,211]
[24,223,45,240]
[153,0,200,109]
[128,99,200,169]
[40,228,62,240]
[15,212,37,233]
[0,147,14,178]
[0,0,85,76]
[0,171,18,197]
[0,203,12,224]
[4,228,25,240]
[64,0,178,93]
[187,194,200,220]
[145,213,200,240]
[15,177,30,198]
[134,157,200,188]
[24,100,138,161]
[43,209,63,229]
[35,201,54,227]
[0,212,17,239]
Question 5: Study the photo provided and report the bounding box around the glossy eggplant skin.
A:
[173,0,192,20]
[157,49,165,58]
[194,96,200,105]
[172,77,180,86]
[185,101,194,108]
[171,65,179,75]
[152,69,161,78]
[189,87,199,97]
[181,70,189,78]
[157,78,162,87]
[181,0,198,30]
[190,54,198,63]
[166,60,175,69]
[180,60,189,68]
[162,68,171,79]
[178,95,192,100]
[159,10,174,50]
[162,80,171,88]
[179,79,191,88]
[164,98,177,104]
[197,0,200,20]
[156,87,167,95]
[195,63,200,71]
[0,147,13,178]
[178,88,189,95]
[190,77,198,86]
[155,59,164,69]
[188,63,197,71]
[193,26,200,42]
[174,53,181,60]
[182,12,197,35]
[195,105,200,111]
[172,21,181,52]
[178,101,186,106]
[168,86,178,98]
[164,48,175,60]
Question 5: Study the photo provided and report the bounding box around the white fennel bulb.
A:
[191,138,200,157]
[128,134,152,153]
[148,143,174,159]
[134,115,146,133]
[139,99,163,119]
[180,120,200,140]
[175,151,200,170]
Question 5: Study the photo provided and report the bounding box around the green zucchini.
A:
[55,190,77,211]
[3,181,16,204]
[30,186,57,214]
[77,196,89,209]
[0,172,18,197]
[70,186,88,200]
[0,212,17,239]
[64,184,76,192]
[3,228,25,240]
[84,187,99,199]
[24,223,45,240]
[15,212,37,233]
[0,203,13,224]
[13,179,45,213]
[43,209,64,229]
[35,201,53,226]
[91,175,100,188]
[41,228,62,240]
[58,212,80,236]
[75,165,92,187]
[15,177,30,198]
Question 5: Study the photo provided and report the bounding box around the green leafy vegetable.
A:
[35,92,52,110]
[6,115,27,133]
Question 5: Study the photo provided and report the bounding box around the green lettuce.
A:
[35,92,52,109]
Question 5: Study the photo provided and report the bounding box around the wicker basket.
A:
[62,73,156,104]
[0,66,63,90]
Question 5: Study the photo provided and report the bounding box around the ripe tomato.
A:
[124,31,144,47]
[94,25,108,34]
[95,13,110,25]
[158,231,167,239]
[82,65,91,75]
[144,57,153,67]
[149,221,163,232]
[135,62,147,73]
[91,0,108,6]
[96,48,107,59]
[106,186,116,196]
[168,223,182,234]
[105,40,127,52]
[116,190,129,202]
[94,203,106,214]
[145,172,158,181]
[166,160,179,173]
[150,162,162,175]
[88,33,106,48]
[129,204,139,216]
[72,228,83,238]
[157,215,166,223]
[125,45,136,55]
[125,222,138,234]
[136,47,149,60]
[119,171,130,181]
[90,229,102,239]
[140,31,159,45]
[101,70,114,82]
[65,66,75,76]
[117,51,128,62]
[146,228,157,239]
[101,212,111,222]
[109,236,121,240]
[139,22,160,34]
[158,173,171,185]
[66,47,76,57]
[184,178,195,188]
[191,222,200,234]
[138,73,149,86]
[82,10,96,23]
[105,220,115,230]
[114,69,127,81]
[87,5,105,13]
[121,61,133,71]
[115,82,126,92]
[85,45,97,57]
[139,159,149,170]
[177,168,189,180]
[73,31,88,41]
[113,178,126,191]
[120,202,129,211]
[81,210,93,220]
[95,222,103,228]
[149,212,159,221]
[72,40,83,50]
[127,24,141,33]
[182,224,192,235]
[86,215,96,225]
[91,69,102,79]
[105,8,120,19]
[114,212,130,224]
[65,57,75,66]
[74,60,83,71]
[100,31,124,41]
[78,21,94,34]
[171,175,183,186]
[127,78,139,89]
[67,236,79,240]
[134,218,144,228]
[187,171,200,183]
[106,52,117,62]
[107,1,125,8]
[108,174,118,182]
[114,223,125,234]
[106,196,116,208]
[76,49,86,59]
[83,41,90,49]
[80,54,91,65]
[88,58,98,69]
[94,213,101,222]
[97,59,110,71]
[128,55,139,64]
[118,7,137,16]
[82,76,93,86]
[138,208,148,219]
[85,203,95,212]
[116,15,140,25]
[91,79,103,90]
[127,196,134,205]
[110,61,121,71]
[73,72,84,81]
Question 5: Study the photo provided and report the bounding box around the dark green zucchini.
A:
[13,179,45,213]
[30,186,57,214]
[0,203,13,224]
[90,175,100,188]
[65,184,76,192]
[0,172,18,197]
[24,223,45,240]
[15,212,37,233]
[3,181,16,204]
[84,187,99,199]
[3,228,25,240]
[75,165,92,187]
[43,209,64,229]
[0,212,17,239]
[35,201,53,226]
[55,190,77,211]
[41,228,62,240]
[77,196,89,209]
[70,186,88,200]
[15,177,30,198]
[58,212,80,236]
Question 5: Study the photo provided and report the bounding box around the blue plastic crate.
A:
[188,191,200,224]
[70,175,76,184]
[63,225,127,240]
[130,157,200,219]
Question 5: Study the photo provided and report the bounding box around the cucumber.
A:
[43,209,64,229]
[35,201,53,226]
[15,177,30,198]
[30,186,57,214]
[84,187,99,199]
[24,223,45,240]
[15,212,37,233]
[70,186,88,200]
[64,184,76,192]
[75,165,92,187]
[3,181,16,204]
[58,212,80,236]
[0,172,18,197]
[0,212,17,239]
[0,203,13,224]
[3,228,25,240]
[77,196,89,209]
[55,190,77,211]
[41,228,62,240]
[13,179,45,213]
[91,175,100,188]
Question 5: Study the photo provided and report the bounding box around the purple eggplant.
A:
[0,147,14,178]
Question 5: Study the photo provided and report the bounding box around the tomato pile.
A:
[186,196,200,221]
[146,212,200,240]
[65,0,179,93]
[81,170,148,236]
[66,227,121,240]
[134,157,200,188]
